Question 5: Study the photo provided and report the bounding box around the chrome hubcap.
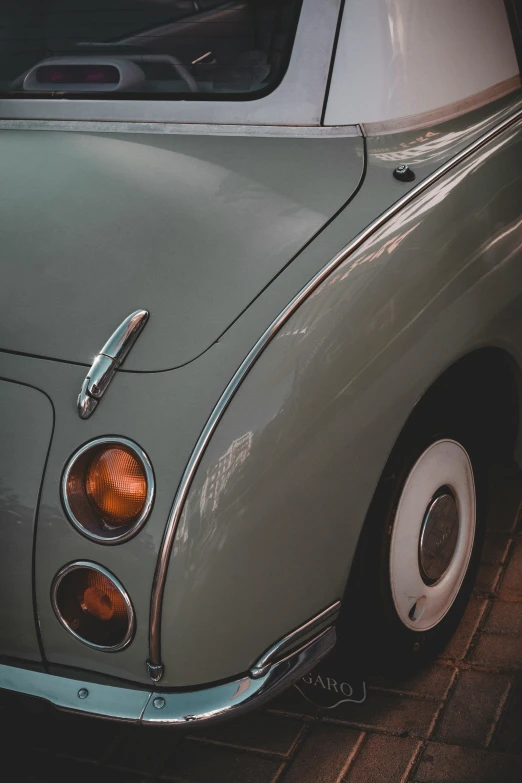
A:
[419,490,459,584]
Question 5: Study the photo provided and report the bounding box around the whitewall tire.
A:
[342,425,486,674]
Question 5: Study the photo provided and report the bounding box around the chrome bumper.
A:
[0,625,335,725]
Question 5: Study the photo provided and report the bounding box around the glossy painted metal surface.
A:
[78,310,149,418]
[0,619,335,725]
[149,101,522,681]
[361,77,521,137]
[0,132,364,372]
[0,0,342,125]
[157,108,522,685]
[0,381,53,661]
[4,348,250,685]
[325,0,519,127]
[0,94,521,690]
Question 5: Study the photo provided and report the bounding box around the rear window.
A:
[0,1,302,100]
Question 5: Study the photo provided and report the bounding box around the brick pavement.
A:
[3,464,521,783]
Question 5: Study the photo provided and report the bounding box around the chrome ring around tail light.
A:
[52,561,135,651]
[62,436,155,544]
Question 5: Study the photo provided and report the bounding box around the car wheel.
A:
[345,426,486,674]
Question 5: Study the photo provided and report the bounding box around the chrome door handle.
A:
[77,309,149,419]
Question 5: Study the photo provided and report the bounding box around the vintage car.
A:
[0,0,521,726]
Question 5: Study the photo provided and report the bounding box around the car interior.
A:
[0,0,303,96]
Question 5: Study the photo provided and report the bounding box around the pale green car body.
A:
[0,23,521,722]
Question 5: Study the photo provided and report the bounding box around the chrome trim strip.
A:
[77,309,148,419]
[361,75,521,137]
[144,626,336,725]
[148,103,522,674]
[52,561,136,652]
[0,625,335,725]
[62,436,155,544]
[251,601,341,678]
[0,120,362,138]
[0,663,151,722]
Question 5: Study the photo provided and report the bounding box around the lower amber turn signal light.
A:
[53,563,134,650]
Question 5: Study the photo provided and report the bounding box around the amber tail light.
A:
[62,438,154,543]
[52,563,134,650]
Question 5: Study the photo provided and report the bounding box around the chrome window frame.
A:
[0,0,342,125]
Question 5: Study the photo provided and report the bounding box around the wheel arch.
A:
[400,346,521,466]
[340,345,521,637]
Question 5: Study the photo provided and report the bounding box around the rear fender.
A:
[157,115,522,687]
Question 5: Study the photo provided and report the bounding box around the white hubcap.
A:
[389,439,476,631]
